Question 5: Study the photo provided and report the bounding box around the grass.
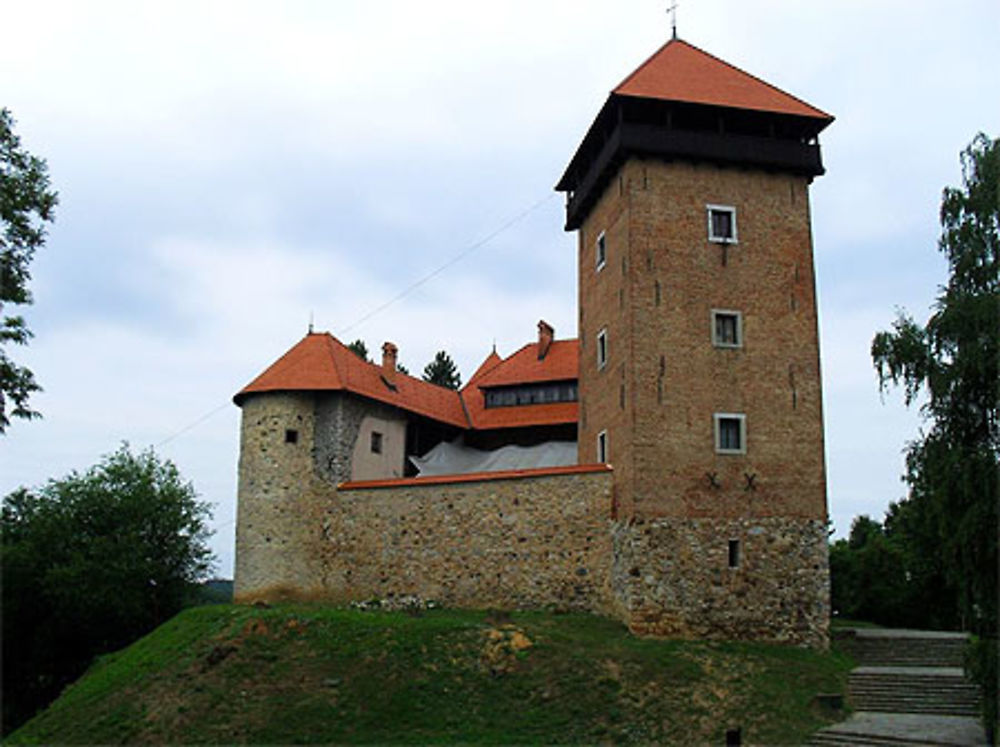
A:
[9,605,854,745]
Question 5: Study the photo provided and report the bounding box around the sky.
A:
[2,1,998,578]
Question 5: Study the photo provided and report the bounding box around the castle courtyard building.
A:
[233,37,833,647]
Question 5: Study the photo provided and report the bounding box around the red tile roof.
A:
[236,333,581,432]
[614,39,832,121]
[460,339,579,430]
[235,333,468,428]
[471,339,578,387]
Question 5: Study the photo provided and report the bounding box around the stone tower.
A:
[557,39,834,644]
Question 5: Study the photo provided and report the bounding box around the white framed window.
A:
[713,413,746,455]
[595,231,607,272]
[711,309,743,348]
[707,204,737,244]
[597,429,608,463]
[596,328,608,370]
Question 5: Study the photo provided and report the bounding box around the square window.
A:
[711,310,743,348]
[707,205,737,243]
[284,429,298,444]
[597,430,608,463]
[596,328,608,369]
[714,413,746,454]
[595,231,607,271]
[370,431,383,454]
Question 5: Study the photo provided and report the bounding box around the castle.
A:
[233,37,833,647]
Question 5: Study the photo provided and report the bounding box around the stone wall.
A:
[611,516,830,647]
[313,468,616,612]
[234,392,322,600]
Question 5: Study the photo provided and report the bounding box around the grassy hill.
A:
[8,604,853,744]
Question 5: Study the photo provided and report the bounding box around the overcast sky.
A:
[2,1,998,577]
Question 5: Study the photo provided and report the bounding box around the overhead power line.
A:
[152,190,557,450]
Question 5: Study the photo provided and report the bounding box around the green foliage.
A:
[870,132,998,734]
[422,350,462,389]
[347,338,370,362]
[0,108,58,432]
[9,605,853,745]
[1,445,214,734]
[829,512,956,630]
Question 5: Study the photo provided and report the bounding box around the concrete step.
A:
[834,629,970,668]
[810,712,987,747]
[848,667,981,717]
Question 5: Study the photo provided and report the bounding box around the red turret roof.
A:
[613,38,831,121]
[235,333,468,428]
[235,332,580,432]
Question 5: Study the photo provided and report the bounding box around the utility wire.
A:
[338,192,556,336]
[151,190,557,450]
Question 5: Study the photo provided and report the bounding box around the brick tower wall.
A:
[578,157,830,647]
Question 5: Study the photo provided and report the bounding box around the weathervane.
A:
[667,1,678,39]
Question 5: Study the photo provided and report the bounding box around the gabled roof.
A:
[460,339,579,430]
[471,339,578,388]
[235,332,468,428]
[614,38,832,121]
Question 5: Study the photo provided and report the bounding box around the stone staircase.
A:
[809,628,986,746]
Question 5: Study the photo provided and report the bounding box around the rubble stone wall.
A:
[611,516,830,647]
[313,469,617,612]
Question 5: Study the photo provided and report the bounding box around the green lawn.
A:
[10,605,853,745]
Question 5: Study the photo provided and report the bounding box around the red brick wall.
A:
[578,158,827,522]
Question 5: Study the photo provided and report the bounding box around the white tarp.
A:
[409,438,577,477]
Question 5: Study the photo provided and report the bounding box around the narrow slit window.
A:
[370,431,383,454]
[707,205,737,244]
[728,539,741,569]
[597,328,608,370]
[595,231,607,271]
[597,430,608,464]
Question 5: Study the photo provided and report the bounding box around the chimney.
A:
[537,320,554,360]
[381,342,398,388]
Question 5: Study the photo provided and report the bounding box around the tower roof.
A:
[613,39,831,121]
[556,38,834,231]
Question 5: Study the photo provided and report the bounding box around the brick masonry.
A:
[578,158,826,521]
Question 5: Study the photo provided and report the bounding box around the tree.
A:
[347,339,370,362]
[1,444,214,734]
[1,108,58,433]
[422,350,461,389]
[871,133,998,736]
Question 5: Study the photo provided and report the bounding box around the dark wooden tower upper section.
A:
[555,39,834,230]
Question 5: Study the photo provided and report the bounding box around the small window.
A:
[712,310,743,348]
[370,431,383,454]
[597,430,608,464]
[707,204,737,243]
[728,539,741,569]
[596,328,608,370]
[595,231,607,271]
[714,413,746,454]
[284,429,298,444]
